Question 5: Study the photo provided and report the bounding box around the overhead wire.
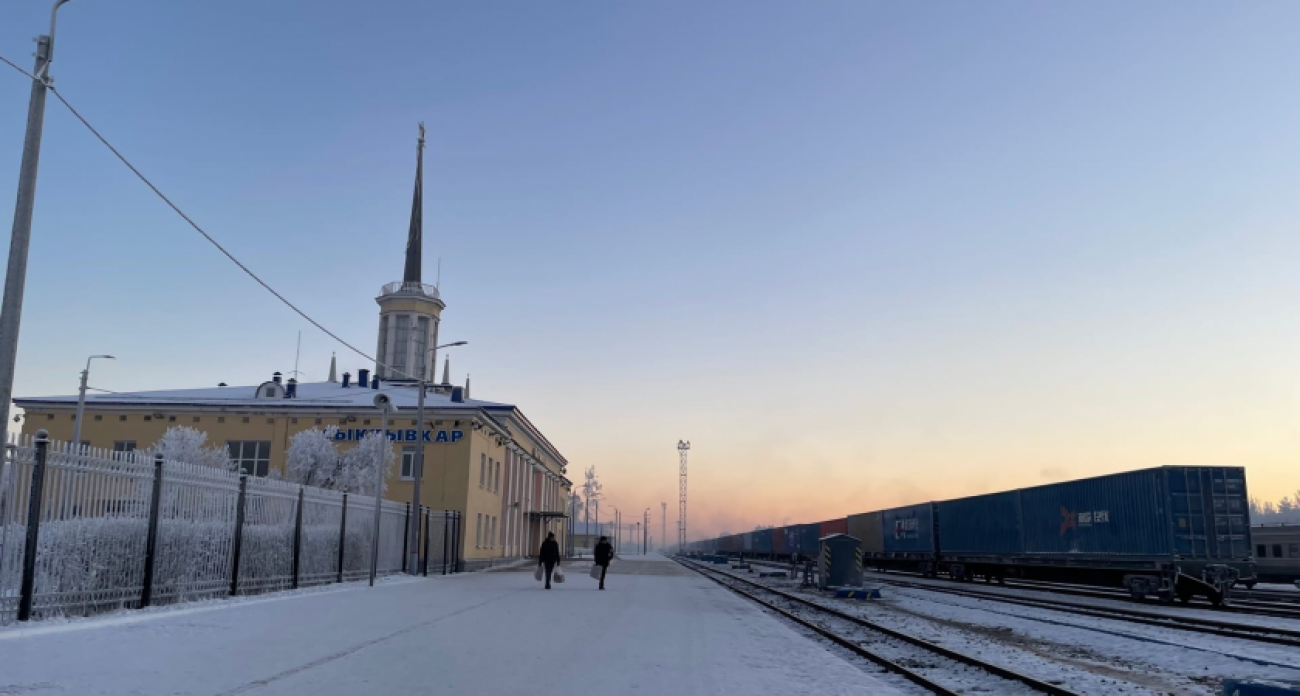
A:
[0,53,424,382]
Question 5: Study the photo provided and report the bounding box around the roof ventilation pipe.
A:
[286,378,297,398]
[358,369,370,389]
[272,372,283,385]
[342,372,351,388]
[451,386,464,403]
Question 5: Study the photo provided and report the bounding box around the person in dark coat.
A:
[538,532,561,589]
[593,535,614,590]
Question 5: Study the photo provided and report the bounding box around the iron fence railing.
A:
[0,431,463,624]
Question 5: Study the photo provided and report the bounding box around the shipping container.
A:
[772,527,787,554]
[881,503,938,555]
[1018,466,1251,561]
[753,528,773,553]
[847,511,884,554]
[936,491,1021,555]
[799,523,821,554]
[819,518,847,538]
[741,531,755,552]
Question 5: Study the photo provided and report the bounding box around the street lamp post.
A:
[70,354,113,452]
[0,0,75,432]
[644,508,649,555]
[369,394,393,586]
[408,340,466,574]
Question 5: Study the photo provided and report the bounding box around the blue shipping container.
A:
[1019,466,1251,560]
[881,503,937,554]
[753,529,773,553]
[799,524,821,554]
[936,491,1022,555]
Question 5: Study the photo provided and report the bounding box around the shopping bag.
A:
[589,565,602,580]
[554,567,565,584]
[534,566,543,582]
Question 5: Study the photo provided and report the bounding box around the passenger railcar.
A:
[1249,524,1300,586]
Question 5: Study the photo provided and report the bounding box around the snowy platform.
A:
[0,554,900,695]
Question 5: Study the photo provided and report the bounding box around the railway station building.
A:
[12,132,572,570]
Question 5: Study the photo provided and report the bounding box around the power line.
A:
[0,53,418,382]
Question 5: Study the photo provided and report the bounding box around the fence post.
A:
[400,502,410,573]
[337,492,347,584]
[229,475,248,596]
[140,452,165,608]
[291,486,304,590]
[422,507,430,577]
[454,511,462,574]
[17,430,50,621]
[442,511,450,576]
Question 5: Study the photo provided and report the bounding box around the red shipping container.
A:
[772,526,788,553]
[819,518,847,538]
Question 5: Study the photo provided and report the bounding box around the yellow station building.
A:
[13,131,571,570]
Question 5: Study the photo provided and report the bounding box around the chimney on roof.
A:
[358,368,370,389]
[272,372,282,385]
[451,386,464,403]
[286,378,297,398]
[441,355,450,386]
[464,374,470,399]
[371,375,380,390]
[328,353,338,383]
[342,372,351,388]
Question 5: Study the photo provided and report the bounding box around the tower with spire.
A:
[375,124,446,382]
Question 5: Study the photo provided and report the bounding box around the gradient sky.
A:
[3,2,1300,540]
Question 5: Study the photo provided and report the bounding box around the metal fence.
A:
[0,432,464,624]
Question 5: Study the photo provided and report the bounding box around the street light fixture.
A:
[0,0,78,432]
[408,340,467,574]
[71,354,114,452]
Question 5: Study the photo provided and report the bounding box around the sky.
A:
[3,1,1300,540]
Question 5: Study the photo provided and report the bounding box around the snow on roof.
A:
[14,380,512,412]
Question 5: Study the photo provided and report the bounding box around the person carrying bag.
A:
[537,532,560,590]
[593,535,613,590]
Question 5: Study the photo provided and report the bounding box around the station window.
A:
[1291,543,1300,558]
[169,416,176,422]
[475,514,482,548]
[227,441,271,477]
[218,417,225,423]
[193,417,201,423]
[479,454,486,488]
[315,418,322,425]
[94,415,102,421]
[46,414,53,420]
[113,441,136,453]
[1257,544,1267,557]
[1274,544,1284,558]
[400,447,416,480]
[242,417,250,424]
[143,416,152,422]
[495,461,501,492]
[119,415,127,421]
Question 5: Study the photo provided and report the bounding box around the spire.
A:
[403,123,425,284]
[441,355,450,385]
[328,353,337,383]
[464,374,471,399]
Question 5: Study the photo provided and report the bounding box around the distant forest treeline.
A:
[1251,489,1300,524]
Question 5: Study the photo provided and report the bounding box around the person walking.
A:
[538,532,561,590]
[594,535,613,590]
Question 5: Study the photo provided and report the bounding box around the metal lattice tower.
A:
[677,440,690,551]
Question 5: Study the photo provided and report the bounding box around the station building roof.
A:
[16,378,569,475]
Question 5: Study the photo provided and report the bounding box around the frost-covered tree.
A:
[151,425,232,470]
[582,465,603,532]
[337,431,394,496]
[285,427,341,488]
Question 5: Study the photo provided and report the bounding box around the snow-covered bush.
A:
[151,426,232,470]
[284,427,341,489]
[338,432,393,496]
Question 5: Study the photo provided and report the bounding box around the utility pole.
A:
[70,354,113,451]
[678,441,690,552]
[0,0,73,432]
[661,502,666,553]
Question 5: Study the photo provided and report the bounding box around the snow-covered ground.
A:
[0,554,902,696]
[740,570,1300,695]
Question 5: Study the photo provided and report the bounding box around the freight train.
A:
[688,466,1255,605]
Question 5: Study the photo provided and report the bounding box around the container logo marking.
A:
[1060,506,1111,536]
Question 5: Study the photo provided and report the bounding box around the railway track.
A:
[711,558,1300,646]
[726,557,1300,619]
[860,575,1300,649]
[679,558,1083,696]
